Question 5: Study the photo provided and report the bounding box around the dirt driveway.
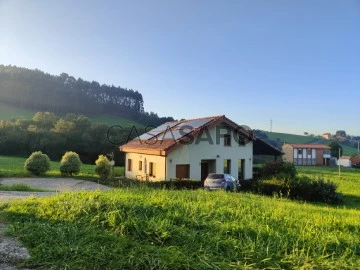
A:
[0,178,111,202]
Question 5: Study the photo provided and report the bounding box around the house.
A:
[350,156,360,166]
[120,115,254,182]
[337,156,352,167]
[282,143,331,166]
[322,133,331,140]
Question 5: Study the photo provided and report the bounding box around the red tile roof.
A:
[120,115,253,156]
[286,144,331,149]
[350,156,360,164]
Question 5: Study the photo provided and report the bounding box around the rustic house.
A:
[282,143,331,166]
[120,115,254,182]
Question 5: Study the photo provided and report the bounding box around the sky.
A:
[0,0,359,135]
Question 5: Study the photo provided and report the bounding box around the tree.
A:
[24,151,51,175]
[335,130,347,138]
[328,142,343,158]
[60,151,82,176]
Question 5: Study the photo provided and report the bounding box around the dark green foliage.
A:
[0,112,129,164]
[328,141,343,158]
[95,155,112,181]
[261,161,297,179]
[0,65,173,126]
[254,176,343,204]
[60,151,82,176]
[24,151,51,175]
[117,178,203,190]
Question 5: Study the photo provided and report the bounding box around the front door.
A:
[201,162,209,183]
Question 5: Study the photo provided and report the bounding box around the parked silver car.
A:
[204,173,241,192]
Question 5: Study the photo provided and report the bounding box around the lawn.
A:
[0,165,359,269]
[0,155,124,180]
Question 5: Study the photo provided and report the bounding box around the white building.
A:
[337,156,352,167]
[120,115,254,182]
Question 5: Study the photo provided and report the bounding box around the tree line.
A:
[0,65,173,126]
[0,112,139,165]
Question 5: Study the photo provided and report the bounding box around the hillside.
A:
[0,65,173,126]
[261,130,358,156]
[0,102,143,128]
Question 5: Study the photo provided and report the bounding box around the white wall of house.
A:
[166,125,253,180]
[125,152,166,181]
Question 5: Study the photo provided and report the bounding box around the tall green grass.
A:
[2,189,360,269]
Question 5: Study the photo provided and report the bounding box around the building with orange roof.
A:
[120,115,256,181]
[282,143,331,166]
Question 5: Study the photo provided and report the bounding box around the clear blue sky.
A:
[0,0,359,135]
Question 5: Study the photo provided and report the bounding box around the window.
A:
[298,149,303,155]
[127,159,132,171]
[176,164,190,179]
[149,162,156,177]
[139,160,142,171]
[224,134,231,146]
[307,149,312,155]
[223,159,231,174]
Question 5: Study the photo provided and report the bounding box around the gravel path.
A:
[0,224,30,270]
[0,178,111,202]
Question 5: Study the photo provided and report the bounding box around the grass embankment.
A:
[1,189,360,270]
[0,155,124,180]
[0,183,48,192]
[297,166,360,209]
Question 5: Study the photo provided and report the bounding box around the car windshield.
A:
[207,174,224,179]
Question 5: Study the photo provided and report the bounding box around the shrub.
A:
[95,155,112,181]
[117,178,203,190]
[59,151,82,176]
[261,161,297,180]
[254,176,342,204]
[24,151,51,175]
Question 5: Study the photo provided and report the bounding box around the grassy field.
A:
[1,188,359,269]
[0,155,124,180]
[265,131,358,156]
[0,163,359,269]
[297,166,360,209]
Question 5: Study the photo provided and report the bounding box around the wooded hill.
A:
[0,65,173,126]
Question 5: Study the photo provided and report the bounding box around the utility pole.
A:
[338,147,341,179]
[270,119,272,133]
[358,140,359,154]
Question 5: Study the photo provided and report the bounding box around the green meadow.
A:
[0,158,360,269]
[0,155,124,179]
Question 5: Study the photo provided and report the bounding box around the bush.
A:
[261,161,297,180]
[59,151,82,176]
[24,151,51,175]
[254,176,343,204]
[95,155,112,181]
[117,178,203,190]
